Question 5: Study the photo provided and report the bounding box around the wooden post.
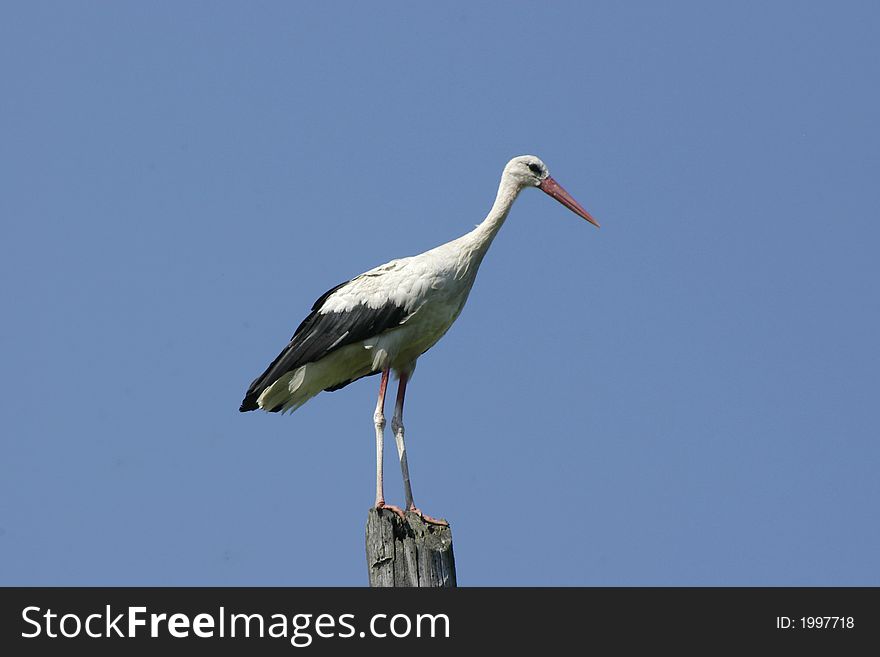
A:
[365,508,456,587]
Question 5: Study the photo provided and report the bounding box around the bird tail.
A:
[239,391,261,412]
[240,345,375,414]
[239,364,334,414]
[239,372,274,412]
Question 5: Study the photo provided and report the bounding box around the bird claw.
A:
[376,502,406,521]
[408,507,449,527]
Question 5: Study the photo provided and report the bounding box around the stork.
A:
[240,155,599,524]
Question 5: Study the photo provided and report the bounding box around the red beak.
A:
[539,177,600,228]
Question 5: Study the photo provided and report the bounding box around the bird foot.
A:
[375,501,406,521]
[407,506,449,527]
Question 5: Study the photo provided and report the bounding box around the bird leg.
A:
[373,369,404,520]
[391,373,448,526]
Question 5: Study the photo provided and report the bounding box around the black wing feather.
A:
[239,280,407,412]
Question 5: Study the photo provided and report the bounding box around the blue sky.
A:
[2,1,878,585]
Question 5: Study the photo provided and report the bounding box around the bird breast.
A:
[361,257,478,367]
[315,239,485,374]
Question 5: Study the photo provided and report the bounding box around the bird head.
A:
[505,155,599,228]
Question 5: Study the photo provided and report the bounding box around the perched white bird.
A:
[240,155,599,524]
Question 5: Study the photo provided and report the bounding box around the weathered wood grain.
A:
[365,508,456,587]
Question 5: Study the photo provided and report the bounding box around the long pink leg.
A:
[373,369,404,519]
[391,373,448,526]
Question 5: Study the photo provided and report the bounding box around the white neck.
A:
[441,171,525,282]
[461,173,522,258]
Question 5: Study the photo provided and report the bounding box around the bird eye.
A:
[527,163,542,175]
